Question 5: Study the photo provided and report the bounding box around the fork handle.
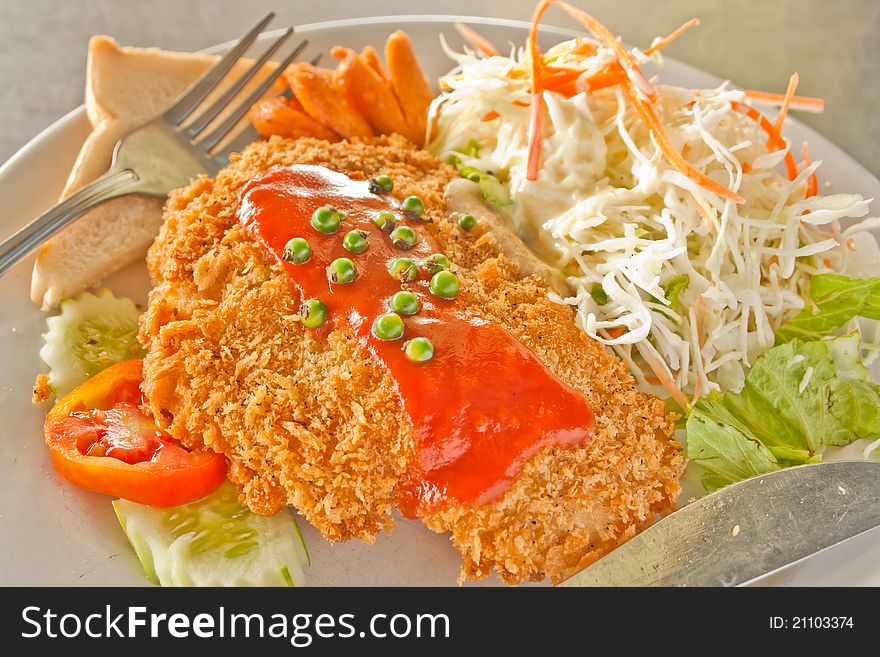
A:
[0,168,140,277]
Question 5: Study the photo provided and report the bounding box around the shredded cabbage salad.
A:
[427,35,880,403]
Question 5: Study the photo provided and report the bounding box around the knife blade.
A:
[560,461,880,587]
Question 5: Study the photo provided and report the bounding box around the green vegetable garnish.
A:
[299,299,328,328]
[687,333,880,492]
[457,138,482,158]
[430,270,460,299]
[387,257,419,282]
[478,174,512,207]
[776,273,880,343]
[590,284,609,306]
[459,214,477,231]
[662,275,689,311]
[459,166,483,182]
[373,211,397,231]
[372,312,405,341]
[389,291,420,316]
[390,225,418,250]
[402,195,425,217]
[327,257,357,284]
[403,337,434,362]
[311,206,344,234]
[423,253,450,275]
[342,230,369,254]
[282,237,311,264]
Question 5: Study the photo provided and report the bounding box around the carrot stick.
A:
[731,102,798,180]
[802,142,818,198]
[385,31,435,145]
[644,18,700,56]
[455,22,501,57]
[285,62,374,139]
[361,45,387,79]
[247,97,340,142]
[526,0,553,180]
[742,89,824,113]
[772,72,799,137]
[333,47,418,143]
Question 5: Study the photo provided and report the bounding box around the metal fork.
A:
[0,12,307,277]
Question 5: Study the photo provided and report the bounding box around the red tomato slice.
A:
[44,359,227,507]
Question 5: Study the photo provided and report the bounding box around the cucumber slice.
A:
[40,288,145,397]
[112,483,309,587]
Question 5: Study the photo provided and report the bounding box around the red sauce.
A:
[238,165,594,517]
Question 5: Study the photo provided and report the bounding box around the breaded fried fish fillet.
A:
[140,134,684,584]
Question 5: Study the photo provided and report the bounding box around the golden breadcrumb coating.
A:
[140,134,684,584]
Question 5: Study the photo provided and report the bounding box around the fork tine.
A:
[309,53,323,66]
[197,40,308,152]
[163,12,275,126]
[215,125,261,165]
[186,27,293,139]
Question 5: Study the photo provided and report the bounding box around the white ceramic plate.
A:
[1,16,879,587]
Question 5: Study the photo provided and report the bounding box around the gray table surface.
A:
[1,0,878,176]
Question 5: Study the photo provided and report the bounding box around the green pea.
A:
[374,175,393,192]
[430,270,460,299]
[327,257,357,284]
[372,312,405,341]
[459,214,476,231]
[390,225,418,251]
[402,195,425,217]
[423,253,450,276]
[311,206,344,234]
[281,237,311,264]
[403,337,434,362]
[373,211,397,232]
[387,257,419,282]
[389,291,420,316]
[342,230,369,254]
[299,299,327,329]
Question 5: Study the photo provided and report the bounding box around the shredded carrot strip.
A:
[681,143,690,159]
[640,346,689,409]
[847,237,857,251]
[772,72,799,144]
[555,1,656,101]
[822,258,832,268]
[742,162,752,174]
[574,63,626,94]
[512,99,530,107]
[455,22,501,57]
[731,102,798,181]
[802,142,818,197]
[481,110,501,121]
[743,89,824,113]
[526,0,553,180]
[644,18,700,56]
[625,76,743,202]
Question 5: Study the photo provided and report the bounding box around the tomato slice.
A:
[43,359,227,507]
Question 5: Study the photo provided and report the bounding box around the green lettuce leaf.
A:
[687,333,880,490]
[775,274,880,343]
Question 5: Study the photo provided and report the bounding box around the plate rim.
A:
[2,13,879,587]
